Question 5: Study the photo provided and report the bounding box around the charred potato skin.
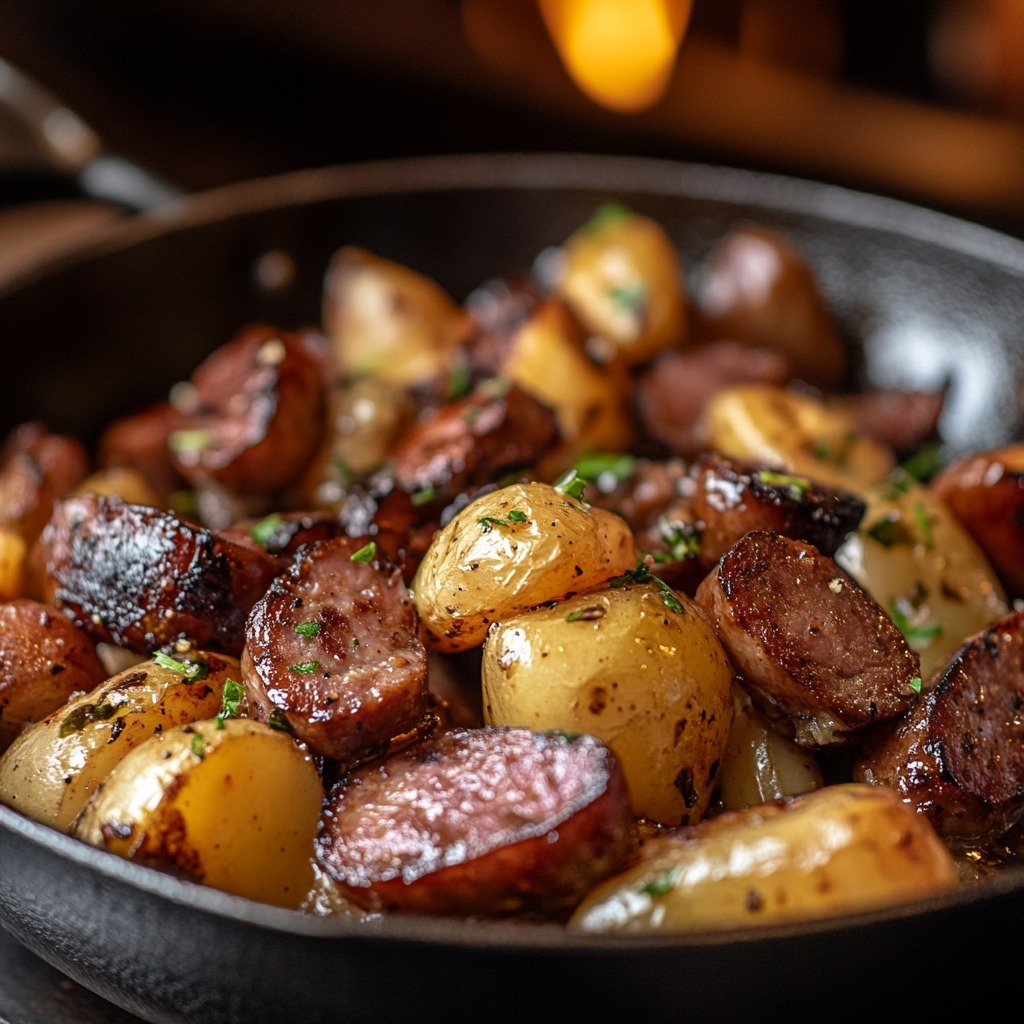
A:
[482,581,734,827]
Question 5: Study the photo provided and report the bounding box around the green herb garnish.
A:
[639,867,680,897]
[890,603,943,648]
[168,428,214,454]
[218,678,244,721]
[909,676,923,694]
[552,468,587,502]
[411,485,437,506]
[249,512,282,548]
[478,510,528,533]
[610,559,685,614]
[153,651,209,682]
[350,541,377,563]
[606,281,647,316]
[289,661,320,673]
[575,202,633,237]
[756,470,812,498]
[59,700,119,737]
[572,451,636,489]
[190,732,206,758]
[294,621,321,638]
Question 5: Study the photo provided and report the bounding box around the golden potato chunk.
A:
[411,480,637,653]
[74,717,322,909]
[483,579,734,826]
[570,783,958,933]
[0,650,237,830]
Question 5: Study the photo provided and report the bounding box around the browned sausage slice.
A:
[689,451,866,568]
[34,493,279,655]
[316,726,636,917]
[855,608,1024,845]
[0,598,108,751]
[169,324,327,496]
[0,421,90,545]
[242,535,428,765]
[695,530,919,748]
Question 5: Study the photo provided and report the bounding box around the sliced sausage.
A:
[689,451,866,568]
[0,598,108,751]
[386,383,559,513]
[932,445,1024,599]
[34,493,279,655]
[316,726,636,917]
[634,340,790,457]
[695,530,919,748]
[0,421,90,545]
[242,535,428,765]
[169,324,328,496]
[855,608,1024,846]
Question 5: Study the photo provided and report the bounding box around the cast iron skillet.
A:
[1,153,1024,1024]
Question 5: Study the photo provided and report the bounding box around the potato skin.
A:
[74,717,323,909]
[0,650,237,830]
[482,581,734,826]
[411,481,637,653]
[569,783,958,933]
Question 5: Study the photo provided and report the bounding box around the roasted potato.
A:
[569,783,958,933]
[554,203,688,365]
[482,579,734,826]
[0,650,238,830]
[713,685,823,812]
[835,474,1008,682]
[411,480,637,653]
[322,246,467,386]
[703,383,894,492]
[499,298,634,476]
[74,717,322,909]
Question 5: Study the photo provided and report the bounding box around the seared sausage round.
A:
[316,726,636,917]
[695,530,920,748]
[0,598,108,752]
[689,451,866,568]
[855,608,1024,846]
[35,493,279,655]
[169,324,328,496]
[0,421,90,545]
[242,535,428,765]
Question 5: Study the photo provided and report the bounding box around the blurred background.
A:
[3,0,1024,260]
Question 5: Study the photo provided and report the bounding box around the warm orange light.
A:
[538,0,692,112]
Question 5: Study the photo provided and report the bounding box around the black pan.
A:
[2,153,1024,1024]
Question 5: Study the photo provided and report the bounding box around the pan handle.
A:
[0,57,183,212]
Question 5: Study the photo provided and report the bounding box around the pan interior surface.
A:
[2,153,1024,1023]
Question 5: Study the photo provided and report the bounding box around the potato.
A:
[499,298,634,476]
[74,717,322,909]
[703,383,894,492]
[482,579,734,826]
[569,783,959,933]
[322,246,467,386]
[835,475,1008,682]
[713,685,823,812]
[554,204,687,364]
[0,650,238,830]
[411,480,637,653]
[74,464,164,507]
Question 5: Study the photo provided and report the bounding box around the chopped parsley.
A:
[190,732,206,758]
[909,676,923,694]
[812,431,859,469]
[411,484,437,506]
[218,678,244,721]
[914,502,935,550]
[575,202,633,237]
[268,709,291,732]
[890,602,943,648]
[153,651,209,682]
[294,621,321,638]
[865,514,916,548]
[566,605,605,622]
[606,281,647,317]
[572,451,636,490]
[249,512,283,548]
[168,428,214,454]
[901,442,942,482]
[756,470,812,498]
[639,867,680,897]
[478,510,528,533]
[59,699,119,737]
[289,661,320,674]
[610,559,685,614]
[350,541,377,563]
[552,468,588,502]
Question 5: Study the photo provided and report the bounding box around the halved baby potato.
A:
[482,579,734,826]
[0,650,238,830]
[74,717,323,909]
[569,783,958,933]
